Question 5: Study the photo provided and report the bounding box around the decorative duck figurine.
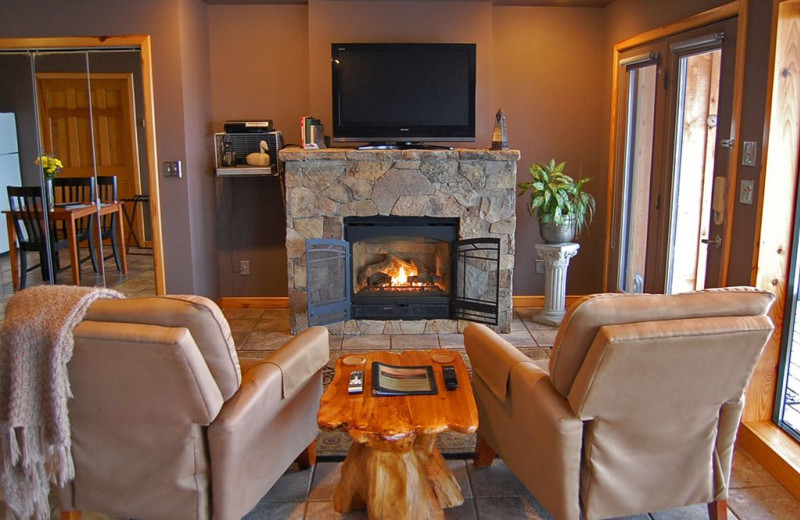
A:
[246,140,271,167]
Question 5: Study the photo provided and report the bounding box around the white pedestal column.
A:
[533,243,580,326]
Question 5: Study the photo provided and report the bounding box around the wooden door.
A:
[36,73,145,244]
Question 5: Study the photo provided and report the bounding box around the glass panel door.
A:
[1,47,156,307]
[666,49,721,293]
[776,216,800,441]
[0,52,36,306]
[88,50,152,293]
[618,60,658,293]
[34,50,103,288]
[609,18,736,295]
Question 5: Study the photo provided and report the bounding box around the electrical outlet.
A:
[740,180,754,205]
[164,160,182,178]
[239,260,250,276]
[535,259,545,274]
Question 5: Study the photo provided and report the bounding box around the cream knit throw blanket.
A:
[0,285,124,519]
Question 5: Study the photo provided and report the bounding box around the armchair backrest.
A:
[550,288,775,519]
[66,305,230,520]
[548,287,774,398]
[84,295,242,399]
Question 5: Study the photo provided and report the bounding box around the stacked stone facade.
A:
[280,147,520,334]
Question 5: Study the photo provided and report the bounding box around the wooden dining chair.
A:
[96,176,122,271]
[6,186,69,288]
[52,177,97,271]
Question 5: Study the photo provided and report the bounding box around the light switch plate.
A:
[164,160,182,178]
[742,141,757,167]
[740,179,754,205]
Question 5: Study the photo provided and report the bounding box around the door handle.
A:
[701,235,723,249]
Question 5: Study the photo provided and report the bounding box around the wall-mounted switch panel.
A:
[740,179,754,205]
[535,259,545,274]
[742,141,757,167]
[164,160,182,178]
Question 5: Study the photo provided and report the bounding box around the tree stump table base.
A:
[334,433,463,520]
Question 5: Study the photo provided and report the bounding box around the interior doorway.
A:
[36,72,147,246]
[608,18,737,294]
[0,36,165,299]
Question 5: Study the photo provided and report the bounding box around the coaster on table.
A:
[342,355,366,367]
[432,352,456,364]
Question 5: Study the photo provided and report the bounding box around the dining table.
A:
[3,201,128,290]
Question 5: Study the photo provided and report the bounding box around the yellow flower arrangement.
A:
[34,153,63,180]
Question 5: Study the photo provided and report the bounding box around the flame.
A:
[392,266,408,285]
[387,263,419,286]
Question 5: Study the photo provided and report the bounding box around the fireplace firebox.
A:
[348,216,457,320]
[306,216,500,326]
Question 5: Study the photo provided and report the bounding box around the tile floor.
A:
[1,268,799,518]
[221,308,800,520]
[0,246,157,320]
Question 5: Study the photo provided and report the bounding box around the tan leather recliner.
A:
[464,287,775,520]
[58,295,329,520]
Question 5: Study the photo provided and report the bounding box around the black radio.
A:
[223,120,273,133]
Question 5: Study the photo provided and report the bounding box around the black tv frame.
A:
[331,43,477,147]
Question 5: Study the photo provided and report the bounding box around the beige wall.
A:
[209,4,310,143]
[180,0,218,296]
[209,4,309,295]
[492,6,605,295]
[0,0,771,300]
[208,1,607,296]
[0,0,217,297]
[307,0,494,148]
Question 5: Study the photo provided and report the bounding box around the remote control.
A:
[442,365,458,390]
[348,370,364,394]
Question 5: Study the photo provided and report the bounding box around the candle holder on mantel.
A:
[490,108,508,150]
[533,243,579,326]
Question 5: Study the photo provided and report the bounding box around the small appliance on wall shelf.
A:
[214,120,284,177]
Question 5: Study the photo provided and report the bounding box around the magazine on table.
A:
[371,362,438,396]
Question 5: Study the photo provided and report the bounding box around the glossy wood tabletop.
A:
[318,349,478,444]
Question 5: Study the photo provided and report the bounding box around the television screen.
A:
[331,43,476,146]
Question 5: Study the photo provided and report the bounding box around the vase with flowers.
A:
[34,153,63,210]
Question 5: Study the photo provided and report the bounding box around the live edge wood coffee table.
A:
[318,349,478,520]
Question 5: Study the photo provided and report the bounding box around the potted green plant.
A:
[518,158,596,244]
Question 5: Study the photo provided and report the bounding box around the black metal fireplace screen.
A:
[306,216,499,326]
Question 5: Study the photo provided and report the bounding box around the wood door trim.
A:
[0,35,165,295]
[35,72,129,80]
[720,3,750,285]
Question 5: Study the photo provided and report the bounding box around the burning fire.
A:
[391,265,415,285]
[357,254,444,292]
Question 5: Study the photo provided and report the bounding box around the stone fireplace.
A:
[280,147,519,334]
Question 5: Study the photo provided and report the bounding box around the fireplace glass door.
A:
[352,235,451,296]
[306,217,500,326]
[346,217,456,320]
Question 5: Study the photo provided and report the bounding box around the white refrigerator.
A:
[0,113,22,254]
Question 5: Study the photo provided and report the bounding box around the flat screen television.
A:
[331,43,476,147]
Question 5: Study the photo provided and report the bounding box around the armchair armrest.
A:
[211,326,330,428]
[258,326,329,398]
[465,323,535,401]
[465,323,583,520]
[207,327,329,520]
